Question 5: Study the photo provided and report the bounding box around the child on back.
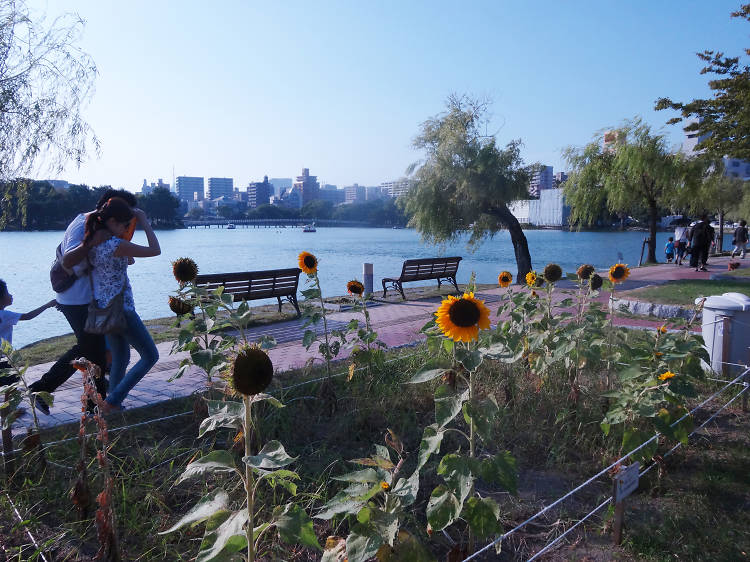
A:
[665,237,675,263]
[0,279,57,384]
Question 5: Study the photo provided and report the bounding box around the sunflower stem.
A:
[314,274,332,378]
[244,396,255,562]
[467,361,476,554]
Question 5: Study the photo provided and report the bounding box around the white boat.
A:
[227,223,236,229]
[302,223,316,232]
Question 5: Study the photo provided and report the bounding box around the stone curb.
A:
[611,297,697,320]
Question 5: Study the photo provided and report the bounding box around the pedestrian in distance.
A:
[665,237,675,263]
[84,197,161,414]
[674,224,688,265]
[0,279,57,386]
[731,219,749,259]
[28,188,137,415]
[689,214,713,272]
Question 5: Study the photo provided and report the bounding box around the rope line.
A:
[4,492,50,562]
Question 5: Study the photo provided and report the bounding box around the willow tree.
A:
[403,95,534,280]
[564,119,694,263]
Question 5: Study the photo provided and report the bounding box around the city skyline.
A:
[26,1,749,191]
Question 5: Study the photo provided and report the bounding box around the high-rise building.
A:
[269,178,292,197]
[319,187,345,205]
[208,177,234,200]
[529,166,554,197]
[682,119,750,179]
[345,183,366,204]
[293,168,319,207]
[247,176,274,208]
[380,179,412,198]
[141,178,170,195]
[554,171,569,188]
[176,176,204,202]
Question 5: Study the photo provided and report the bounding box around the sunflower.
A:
[608,263,630,284]
[498,271,513,288]
[168,296,193,316]
[172,257,199,284]
[525,271,543,288]
[435,292,491,343]
[658,324,667,334]
[658,371,675,381]
[543,263,563,283]
[231,346,274,396]
[590,273,603,291]
[380,481,390,491]
[531,290,538,298]
[298,251,318,275]
[577,264,595,281]
[347,280,365,296]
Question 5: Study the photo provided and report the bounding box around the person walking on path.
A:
[731,220,748,259]
[0,279,57,385]
[665,237,675,263]
[84,198,161,414]
[674,224,688,265]
[28,189,137,414]
[689,215,714,272]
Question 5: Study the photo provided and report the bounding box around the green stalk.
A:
[314,274,332,378]
[244,396,255,562]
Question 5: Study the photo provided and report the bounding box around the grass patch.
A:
[619,280,750,306]
[721,266,750,278]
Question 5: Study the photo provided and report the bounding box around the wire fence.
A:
[463,366,750,562]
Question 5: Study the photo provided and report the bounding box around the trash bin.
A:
[698,292,750,375]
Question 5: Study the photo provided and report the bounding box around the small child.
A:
[0,279,57,385]
[665,237,675,263]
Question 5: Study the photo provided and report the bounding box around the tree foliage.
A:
[655,4,750,159]
[564,118,696,263]
[0,0,98,180]
[402,94,534,279]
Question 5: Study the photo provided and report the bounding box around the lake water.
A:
[2,226,678,348]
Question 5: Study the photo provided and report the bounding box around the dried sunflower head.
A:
[172,257,199,284]
[232,346,274,396]
[576,264,595,281]
[543,263,563,283]
[590,273,603,291]
[347,280,365,296]
[168,296,193,316]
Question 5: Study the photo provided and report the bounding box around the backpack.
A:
[49,243,78,293]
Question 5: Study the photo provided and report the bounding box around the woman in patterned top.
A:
[83,197,161,414]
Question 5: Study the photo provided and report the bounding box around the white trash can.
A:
[698,292,750,374]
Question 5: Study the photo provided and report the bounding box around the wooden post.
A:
[638,237,649,267]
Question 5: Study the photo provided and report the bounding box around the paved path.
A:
[16,255,747,432]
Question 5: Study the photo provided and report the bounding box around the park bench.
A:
[194,267,302,316]
[382,257,462,299]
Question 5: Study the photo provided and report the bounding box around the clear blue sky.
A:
[28,0,750,190]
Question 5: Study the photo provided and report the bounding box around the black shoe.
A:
[32,395,50,416]
[700,267,708,272]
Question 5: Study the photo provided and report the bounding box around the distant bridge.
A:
[184,218,369,228]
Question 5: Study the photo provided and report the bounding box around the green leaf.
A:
[375,530,436,562]
[426,485,461,531]
[358,506,399,547]
[159,489,229,534]
[463,497,501,539]
[463,395,499,444]
[437,454,473,506]
[346,525,384,562]
[390,469,420,507]
[476,451,518,494]
[442,339,454,354]
[273,503,321,551]
[455,347,482,371]
[434,385,469,428]
[250,393,284,408]
[407,367,447,384]
[417,424,444,470]
[622,428,657,463]
[176,450,237,484]
[303,329,317,349]
[332,468,381,483]
[196,509,247,562]
[243,440,297,470]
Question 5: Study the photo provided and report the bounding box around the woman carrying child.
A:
[83,197,161,414]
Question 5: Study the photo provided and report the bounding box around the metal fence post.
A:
[363,263,373,297]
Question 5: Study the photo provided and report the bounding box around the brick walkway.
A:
[17,255,745,432]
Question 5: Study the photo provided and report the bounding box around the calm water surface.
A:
[2,227,674,348]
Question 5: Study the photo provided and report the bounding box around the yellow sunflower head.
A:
[608,263,630,284]
[543,263,563,283]
[525,271,543,288]
[590,273,603,291]
[498,271,513,288]
[380,481,390,491]
[172,257,199,284]
[435,292,491,343]
[658,371,675,381]
[577,264,595,281]
[658,324,667,334]
[168,296,193,316]
[298,251,318,275]
[231,346,274,396]
[347,280,365,296]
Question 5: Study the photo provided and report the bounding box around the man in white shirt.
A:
[28,189,138,414]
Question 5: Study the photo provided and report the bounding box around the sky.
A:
[25,0,750,191]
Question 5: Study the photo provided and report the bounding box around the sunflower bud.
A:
[232,347,274,396]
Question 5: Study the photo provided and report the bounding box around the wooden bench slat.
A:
[382,257,462,299]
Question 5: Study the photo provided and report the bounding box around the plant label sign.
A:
[615,462,640,502]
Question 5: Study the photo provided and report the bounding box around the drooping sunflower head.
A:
[525,271,544,288]
[658,370,675,381]
[658,324,668,334]
[435,292,491,343]
[347,280,365,296]
[543,263,563,283]
[608,263,630,284]
[172,257,199,284]
[590,273,603,291]
[231,346,274,396]
[577,264,595,281]
[298,251,318,275]
[168,296,193,316]
[498,271,513,288]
